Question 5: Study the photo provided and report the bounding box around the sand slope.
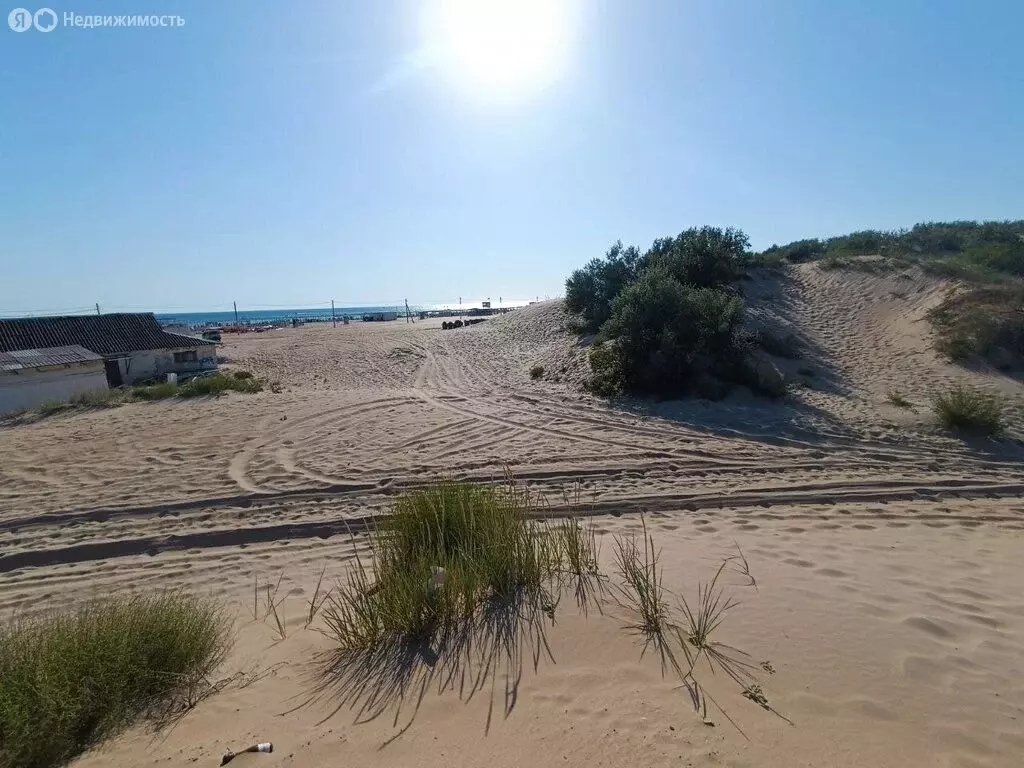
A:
[1,270,1023,767]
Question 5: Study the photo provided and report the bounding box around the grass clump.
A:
[529,365,545,380]
[0,592,230,768]
[932,384,1004,435]
[565,227,793,401]
[178,372,263,398]
[928,285,1024,370]
[131,382,178,400]
[37,401,69,415]
[130,372,265,402]
[68,389,120,408]
[613,518,668,634]
[322,482,597,650]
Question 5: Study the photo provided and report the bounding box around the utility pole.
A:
[95,303,100,315]
[331,299,336,328]
[459,296,462,322]
[404,299,412,323]
[233,301,239,326]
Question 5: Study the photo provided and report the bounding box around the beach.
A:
[1,263,1023,768]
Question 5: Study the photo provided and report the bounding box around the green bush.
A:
[929,286,1024,369]
[564,241,643,333]
[758,239,824,264]
[0,592,230,768]
[586,341,625,396]
[529,365,545,380]
[642,226,750,289]
[932,384,1004,435]
[322,482,598,650]
[597,269,744,397]
[764,220,1024,275]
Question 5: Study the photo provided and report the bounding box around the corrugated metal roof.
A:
[0,313,216,358]
[0,345,103,371]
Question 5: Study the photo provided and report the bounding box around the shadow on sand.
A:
[297,579,602,744]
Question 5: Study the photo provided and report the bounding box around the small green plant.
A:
[321,481,600,651]
[613,518,669,635]
[37,401,69,415]
[306,566,331,628]
[132,382,179,400]
[530,365,545,380]
[678,562,738,657]
[886,390,913,408]
[263,573,287,641]
[233,370,254,380]
[932,384,1004,435]
[0,592,230,768]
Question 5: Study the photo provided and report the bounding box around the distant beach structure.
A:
[361,311,399,322]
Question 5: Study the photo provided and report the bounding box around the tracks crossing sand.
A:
[1,267,1023,766]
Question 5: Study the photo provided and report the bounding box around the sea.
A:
[156,301,531,327]
[156,306,415,327]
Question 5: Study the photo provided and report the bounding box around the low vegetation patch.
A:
[529,365,545,380]
[932,384,1004,435]
[0,592,230,768]
[566,227,788,400]
[756,220,1024,375]
[131,371,265,401]
[320,481,784,734]
[928,285,1024,370]
[323,482,597,650]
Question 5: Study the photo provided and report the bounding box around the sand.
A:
[1,264,1022,767]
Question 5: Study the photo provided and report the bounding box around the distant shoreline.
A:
[157,302,531,328]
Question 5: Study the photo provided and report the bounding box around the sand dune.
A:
[1,268,1023,767]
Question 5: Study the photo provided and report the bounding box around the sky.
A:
[2,0,1022,315]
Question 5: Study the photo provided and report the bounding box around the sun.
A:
[423,0,575,101]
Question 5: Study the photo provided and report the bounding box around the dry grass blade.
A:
[306,565,331,628]
[727,541,757,591]
[264,573,288,640]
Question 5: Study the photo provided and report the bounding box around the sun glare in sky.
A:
[422,0,575,102]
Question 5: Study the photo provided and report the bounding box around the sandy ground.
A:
[1,264,1023,767]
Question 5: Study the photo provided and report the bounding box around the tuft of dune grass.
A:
[0,592,230,768]
[322,481,598,650]
[932,384,1004,435]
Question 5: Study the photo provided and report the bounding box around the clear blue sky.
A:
[2,0,1022,314]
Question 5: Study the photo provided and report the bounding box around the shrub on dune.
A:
[0,592,230,768]
[932,384,1004,435]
